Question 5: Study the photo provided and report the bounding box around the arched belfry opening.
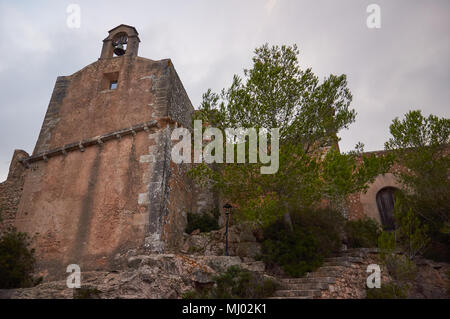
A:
[112,32,128,56]
[376,187,397,230]
[100,24,140,59]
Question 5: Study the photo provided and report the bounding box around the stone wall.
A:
[346,150,405,222]
[320,249,450,299]
[0,150,28,234]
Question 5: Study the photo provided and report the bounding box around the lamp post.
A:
[223,203,232,256]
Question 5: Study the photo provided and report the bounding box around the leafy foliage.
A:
[393,198,430,260]
[366,282,408,299]
[261,208,344,277]
[185,211,220,234]
[191,44,392,226]
[385,110,449,261]
[182,266,278,299]
[0,228,36,289]
[345,217,381,248]
[376,201,423,298]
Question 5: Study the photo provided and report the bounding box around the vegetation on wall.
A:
[185,211,220,234]
[182,266,278,299]
[385,110,449,261]
[0,228,36,289]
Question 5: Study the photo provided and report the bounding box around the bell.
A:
[113,43,126,56]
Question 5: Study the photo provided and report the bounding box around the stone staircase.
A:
[268,250,367,299]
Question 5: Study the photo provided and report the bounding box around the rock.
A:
[241,261,265,273]
[191,229,200,235]
[239,226,256,242]
[236,242,261,259]
[203,256,242,272]
[127,256,142,269]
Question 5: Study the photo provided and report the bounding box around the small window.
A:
[101,71,119,92]
[110,81,118,90]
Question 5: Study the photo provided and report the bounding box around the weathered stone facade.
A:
[0,25,213,281]
[0,150,28,233]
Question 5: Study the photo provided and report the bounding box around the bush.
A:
[73,286,102,299]
[345,217,380,248]
[384,254,417,283]
[366,282,408,299]
[183,266,278,299]
[0,228,36,289]
[261,208,344,277]
[294,208,345,256]
[185,211,220,234]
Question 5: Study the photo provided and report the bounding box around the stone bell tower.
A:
[10,25,204,280]
[100,24,140,59]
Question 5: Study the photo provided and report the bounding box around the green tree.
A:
[192,44,392,226]
[385,110,449,260]
[0,228,36,288]
[394,201,430,260]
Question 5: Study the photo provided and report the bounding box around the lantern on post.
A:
[223,203,233,256]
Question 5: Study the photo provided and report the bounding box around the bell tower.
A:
[100,24,141,59]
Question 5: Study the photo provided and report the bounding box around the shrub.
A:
[0,228,36,289]
[366,282,408,299]
[383,254,417,283]
[183,266,278,299]
[73,287,101,299]
[261,219,322,277]
[260,208,344,278]
[345,217,381,248]
[377,230,417,298]
[185,210,219,234]
[293,208,345,256]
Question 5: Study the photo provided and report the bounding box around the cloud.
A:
[265,0,278,15]
[0,0,449,181]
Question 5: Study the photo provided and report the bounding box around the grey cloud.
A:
[1,0,449,181]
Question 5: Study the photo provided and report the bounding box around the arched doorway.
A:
[376,187,397,230]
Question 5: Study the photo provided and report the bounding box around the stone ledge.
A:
[19,120,158,167]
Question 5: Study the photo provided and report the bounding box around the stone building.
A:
[0,24,419,281]
[0,25,214,280]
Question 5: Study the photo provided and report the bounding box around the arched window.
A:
[376,187,397,230]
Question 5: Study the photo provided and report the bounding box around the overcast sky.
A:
[0,0,449,181]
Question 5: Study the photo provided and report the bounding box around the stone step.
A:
[307,270,340,278]
[322,261,351,267]
[281,282,329,290]
[281,277,336,284]
[274,289,322,298]
[316,266,347,273]
[341,248,378,258]
[326,256,364,264]
[267,296,313,299]
[241,261,265,273]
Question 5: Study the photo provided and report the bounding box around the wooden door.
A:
[376,187,396,230]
